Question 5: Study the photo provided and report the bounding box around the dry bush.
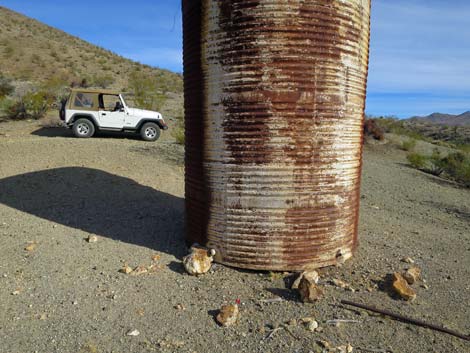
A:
[401,139,417,151]
[364,119,384,140]
[0,74,14,98]
[407,149,470,187]
[172,123,185,145]
[407,153,427,170]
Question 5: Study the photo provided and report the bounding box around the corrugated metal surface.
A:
[183,0,371,271]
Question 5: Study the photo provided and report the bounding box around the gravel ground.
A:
[0,120,469,353]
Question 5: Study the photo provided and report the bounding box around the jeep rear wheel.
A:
[140,122,161,142]
[73,118,95,138]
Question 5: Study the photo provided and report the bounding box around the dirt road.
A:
[0,120,469,353]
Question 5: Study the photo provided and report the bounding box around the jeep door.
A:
[98,94,126,129]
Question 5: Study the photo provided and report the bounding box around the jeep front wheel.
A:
[73,118,95,138]
[140,122,161,142]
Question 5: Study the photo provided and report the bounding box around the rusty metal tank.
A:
[182,0,371,271]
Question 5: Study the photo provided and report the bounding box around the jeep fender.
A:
[136,119,168,131]
[69,114,99,128]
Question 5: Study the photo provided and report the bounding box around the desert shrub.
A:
[401,139,417,151]
[50,50,59,59]
[4,91,54,120]
[407,149,470,187]
[407,153,427,170]
[31,53,41,64]
[128,71,167,110]
[363,119,384,140]
[440,152,470,186]
[0,97,15,118]
[92,74,115,88]
[372,116,426,140]
[3,43,14,58]
[456,144,470,153]
[172,122,185,145]
[0,74,14,98]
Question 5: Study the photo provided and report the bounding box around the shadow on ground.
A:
[0,167,186,258]
[32,127,142,140]
[32,127,73,138]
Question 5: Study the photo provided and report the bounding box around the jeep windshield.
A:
[121,94,140,109]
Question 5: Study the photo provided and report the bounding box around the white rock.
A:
[126,329,140,336]
[291,270,319,289]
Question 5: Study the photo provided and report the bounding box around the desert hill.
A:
[408,111,470,127]
[0,6,182,95]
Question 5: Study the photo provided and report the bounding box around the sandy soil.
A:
[0,120,469,353]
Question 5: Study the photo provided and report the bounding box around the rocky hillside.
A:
[0,6,182,95]
[408,112,470,126]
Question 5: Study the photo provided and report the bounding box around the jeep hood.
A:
[127,108,163,120]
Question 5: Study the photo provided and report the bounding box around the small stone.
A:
[421,284,429,290]
[287,318,297,326]
[306,320,319,332]
[131,266,148,276]
[151,254,161,262]
[332,278,348,288]
[126,329,140,336]
[298,276,324,302]
[292,270,319,289]
[174,304,185,311]
[119,265,133,274]
[335,250,349,265]
[183,245,216,276]
[24,242,37,252]
[337,344,354,353]
[392,272,416,301]
[403,267,421,285]
[12,290,20,296]
[86,235,98,243]
[318,340,331,349]
[216,304,239,327]
[331,278,355,292]
[147,263,161,273]
[402,257,415,264]
[72,301,78,305]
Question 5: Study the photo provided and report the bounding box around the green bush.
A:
[440,152,470,186]
[3,43,14,58]
[407,153,427,169]
[401,139,417,151]
[172,123,185,145]
[426,149,445,176]
[4,91,54,120]
[0,74,14,98]
[128,71,167,110]
[407,149,470,187]
[0,97,15,118]
[92,74,115,88]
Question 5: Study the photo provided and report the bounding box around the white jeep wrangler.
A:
[60,89,168,141]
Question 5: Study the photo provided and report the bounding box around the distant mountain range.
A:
[408,112,470,126]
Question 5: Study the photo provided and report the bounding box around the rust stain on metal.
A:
[183,0,371,271]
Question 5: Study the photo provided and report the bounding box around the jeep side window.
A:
[74,93,94,108]
[100,94,121,111]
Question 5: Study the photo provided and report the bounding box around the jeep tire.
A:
[73,118,95,138]
[140,122,161,142]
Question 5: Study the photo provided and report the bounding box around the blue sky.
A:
[1,0,469,118]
